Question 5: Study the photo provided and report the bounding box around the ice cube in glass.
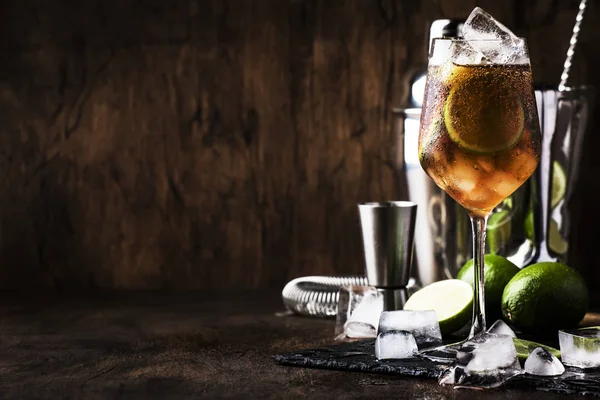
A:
[461,7,528,64]
[463,7,520,43]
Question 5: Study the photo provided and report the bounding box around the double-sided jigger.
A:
[358,201,418,311]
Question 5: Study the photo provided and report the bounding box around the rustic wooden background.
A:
[0,0,599,297]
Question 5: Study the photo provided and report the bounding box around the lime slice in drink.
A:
[549,219,569,255]
[487,209,511,254]
[513,338,561,362]
[551,161,566,209]
[524,209,534,241]
[404,279,473,335]
[443,66,525,154]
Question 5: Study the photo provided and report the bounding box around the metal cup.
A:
[358,201,418,311]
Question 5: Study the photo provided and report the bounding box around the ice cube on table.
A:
[345,321,377,339]
[559,327,600,369]
[439,332,522,388]
[340,287,383,339]
[334,285,371,341]
[487,319,517,338]
[375,330,419,360]
[463,333,521,372]
[378,310,442,348]
[524,347,565,376]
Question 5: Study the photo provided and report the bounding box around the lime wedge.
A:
[404,279,473,335]
[551,161,566,209]
[444,65,524,154]
[513,338,561,362]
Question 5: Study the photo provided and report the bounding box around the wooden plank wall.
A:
[1,0,599,298]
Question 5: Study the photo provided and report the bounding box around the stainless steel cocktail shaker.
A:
[534,86,595,267]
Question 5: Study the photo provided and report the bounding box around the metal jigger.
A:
[358,201,418,311]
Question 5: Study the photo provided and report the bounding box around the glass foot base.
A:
[419,341,464,364]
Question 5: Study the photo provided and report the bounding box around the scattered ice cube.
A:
[378,310,442,348]
[439,333,522,388]
[524,347,565,376]
[342,288,383,339]
[559,328,600,369]
[375,330,419,360]
[463,333,521,372]
[334,285,374,341]
[345,321,377,339]
[487,319,517,338]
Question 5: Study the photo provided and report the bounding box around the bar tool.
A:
[281,276,368,318]
[358,201,418,311]
[534,0,594,268]
[559,0,587,92]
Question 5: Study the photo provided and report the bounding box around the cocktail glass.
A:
[418,37,541,338]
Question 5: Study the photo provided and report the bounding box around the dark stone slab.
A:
[274,339,600,397]
[273,340,444,379]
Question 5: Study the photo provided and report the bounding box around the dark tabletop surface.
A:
[0,290,591,399]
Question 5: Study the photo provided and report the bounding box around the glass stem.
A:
[469,214,488,338]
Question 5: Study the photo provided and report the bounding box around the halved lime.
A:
[551,161,566,209]
[404,279,473,335]
[444,67,525,154]
[513,338,561,361]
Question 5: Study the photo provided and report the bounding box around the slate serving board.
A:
[273,339,600,397]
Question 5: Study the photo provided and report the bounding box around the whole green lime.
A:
[457,254,520,321]
[501,262,589,334]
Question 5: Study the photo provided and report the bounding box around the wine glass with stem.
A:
[418,37,541,341]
